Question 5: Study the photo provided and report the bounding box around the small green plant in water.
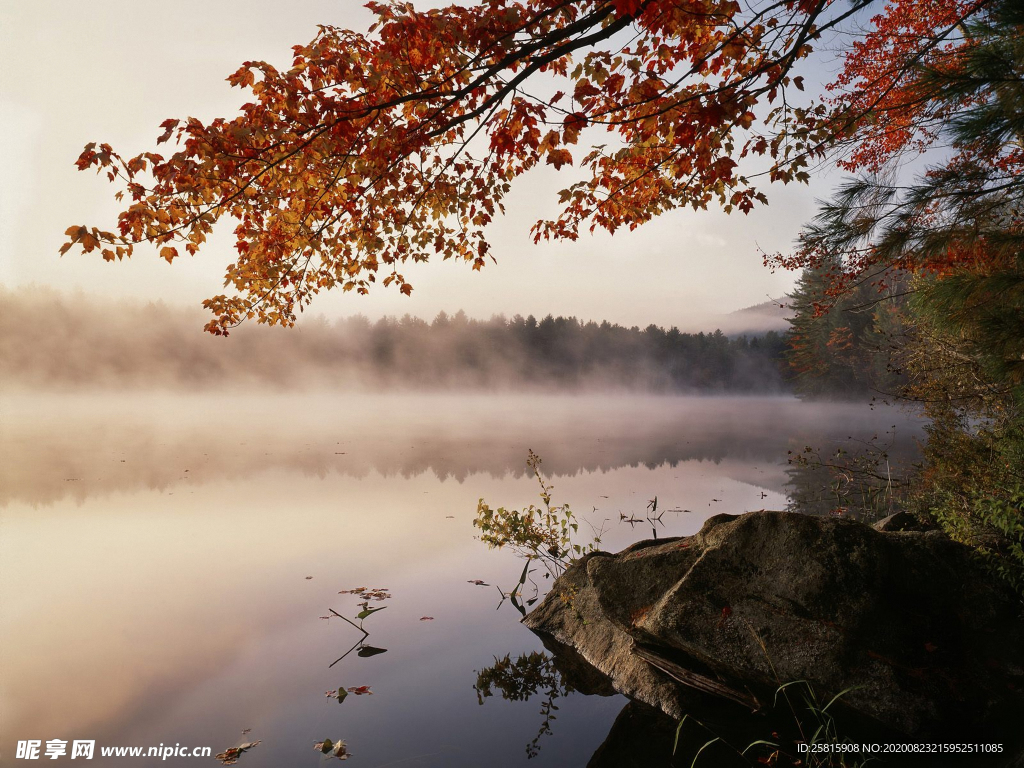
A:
[327,587,391,668]
[474,450,601,585]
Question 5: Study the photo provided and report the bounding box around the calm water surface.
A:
[0,394,922,766]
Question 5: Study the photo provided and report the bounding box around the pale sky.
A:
[0,0,842,331]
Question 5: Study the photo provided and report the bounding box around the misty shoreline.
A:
[2,287,792,394]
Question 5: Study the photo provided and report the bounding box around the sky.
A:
[0,0,846,332]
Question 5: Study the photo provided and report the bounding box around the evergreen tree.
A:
[795,0,1024,590]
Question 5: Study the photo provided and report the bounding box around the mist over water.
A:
[0,287,925,766]
[1,393,921,508]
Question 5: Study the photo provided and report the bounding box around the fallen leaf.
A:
[314,739,351,760]
[346,685,373,695]
[467,579,489,586]
[215,740,260,765]
[330,741,351,760]
[420,616,434,621]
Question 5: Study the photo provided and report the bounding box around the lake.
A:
[0,393,923,766]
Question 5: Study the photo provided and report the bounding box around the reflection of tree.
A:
[474,651,573,759]
[785,429,916,521]
[5,396,922,507]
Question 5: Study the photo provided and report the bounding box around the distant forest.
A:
[337,311,788,390]
[1,289,787,391]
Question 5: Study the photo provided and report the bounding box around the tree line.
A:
[0,289,786,391]
[343,311,788,391]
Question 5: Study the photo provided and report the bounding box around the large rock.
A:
[524,511,1024,744]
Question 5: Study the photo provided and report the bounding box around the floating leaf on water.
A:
[330,741,351,760]
[467,579,489,586]
[419,616,434,621]
[356,606,386,620]
[341,587,391,601]
[215,740,260,765]
[314,739,351,760]
[357,645,387,657]
[305,576,313,580]
[346,685,373,695]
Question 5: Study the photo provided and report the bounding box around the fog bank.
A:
[1,287,789,392]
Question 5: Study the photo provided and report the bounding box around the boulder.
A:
[524,511,1024,745]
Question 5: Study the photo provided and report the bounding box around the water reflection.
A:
[0,393,925,766]
[490,641,923,768]
[1,393,922,508]
[472,639,757,768]
[784,426,916,519]
[474,652,572,759]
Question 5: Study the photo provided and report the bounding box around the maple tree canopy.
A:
[63,0,1009,333]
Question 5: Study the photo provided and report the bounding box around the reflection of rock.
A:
[535,633,617,697]
[585,701,682,768]
[585,700,772,768]
[525,511,1024,750]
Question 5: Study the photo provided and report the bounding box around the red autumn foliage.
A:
[63,0,994,333]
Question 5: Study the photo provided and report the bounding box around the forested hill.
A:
[1,288,787,392]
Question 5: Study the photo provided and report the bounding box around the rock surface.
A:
[524,511,1024,743]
